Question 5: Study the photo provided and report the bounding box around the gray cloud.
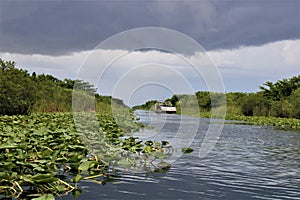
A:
[0,0,299,55]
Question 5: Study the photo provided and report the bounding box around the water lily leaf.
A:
[32,194,55,200]
[33,165,45,172]
[0,186,11,189]
[11,172,18,179]
[0,108,170,197]
[69,163,80,171]
[56,184,65,192]
[144,146,153,153]
[71,174,82,183]
[73,189,82,198]
[31,174,58,183]
[116,159,132,168]
[0,143,18,149]
[0,172,11,181]
[155,161,171,173]
[22,175,34,184]
[0,162,15,170]
[78,161,91,171]
[153,151,167,159]
[182,147,194,154]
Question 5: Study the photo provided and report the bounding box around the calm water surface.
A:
[64,110,300,200]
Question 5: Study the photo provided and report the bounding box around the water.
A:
[63,110,300,200]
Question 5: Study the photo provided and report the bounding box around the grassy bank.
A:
[225,115,300,130]
[187,111,300,131]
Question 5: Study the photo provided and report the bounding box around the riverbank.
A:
[186,111,300,131]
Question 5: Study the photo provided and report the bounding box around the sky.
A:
[0,0,299,106]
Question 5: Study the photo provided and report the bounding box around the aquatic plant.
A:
[0,112,172,199]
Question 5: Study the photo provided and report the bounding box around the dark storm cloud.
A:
[0,0,299,55]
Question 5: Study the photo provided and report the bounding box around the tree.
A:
[0,59,15,71]
[288,88,300,118]
[166,95,179,107]
[270,100,291,118]
[74,80,97,95]
[239,93,270,116]
[260,75,300,101]
[0,59,36,115]
[195,91,211,111]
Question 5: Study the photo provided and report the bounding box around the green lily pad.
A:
[182,147,194,154]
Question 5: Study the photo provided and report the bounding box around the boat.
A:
[155,102,176,114]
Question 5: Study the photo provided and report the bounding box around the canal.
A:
[64,110,300,200]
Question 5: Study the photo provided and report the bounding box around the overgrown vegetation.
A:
[0,112,172,199]
[227,75,300,119]
[0,59,127,115]
[0,59,173,199]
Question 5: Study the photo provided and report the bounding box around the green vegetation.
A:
[0,112,173,199]
[0,59,173,199]
[0,59,127,115]
[132,100,158,111]
[226,115,300,130]
[1,57,299,198]
[181,147,194,154]
[134,75,300,130]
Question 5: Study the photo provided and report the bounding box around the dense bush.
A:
[239,93,270,116]
[134,75,300,120]
[0,60,36,115]
[0,59,126,115]
[288,88,300,118]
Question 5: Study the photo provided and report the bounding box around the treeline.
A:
[226,75,300,118]
[134,75,300,119]
[132,100,158,110]
[0,59,126,115]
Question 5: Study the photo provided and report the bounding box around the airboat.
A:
[155,102,176,114]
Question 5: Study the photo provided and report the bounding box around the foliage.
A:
[0,112,172,199]
[195,91,211,111]
[132,100,157,111]
[288,88,300,119]
[0,59,173,199]
[226,115,300,131]
[259,75,300,101]
[239,93,270,116]
[0,59,36,115]
[181,147,194,154]
[0,58,125,115]
[133,75,300,129]
[165,95,179,107]
[176,94,199,115]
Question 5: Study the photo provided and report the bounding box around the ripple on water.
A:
[63,111,300,200]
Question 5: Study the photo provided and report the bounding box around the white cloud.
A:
[282,40,300,66]
[208,40,300,73]
[205,40,300,92]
